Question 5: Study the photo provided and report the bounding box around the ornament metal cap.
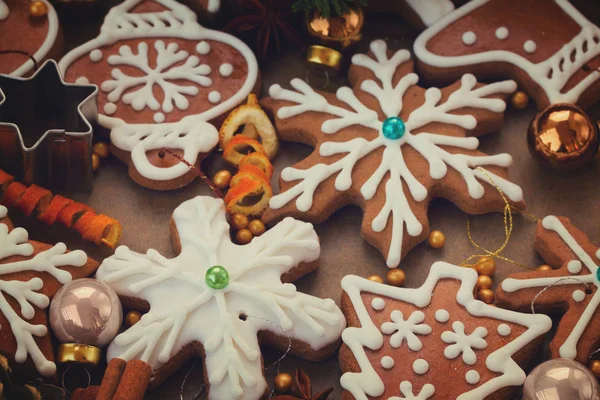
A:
[57,343,101,366]
[306,45,342,72]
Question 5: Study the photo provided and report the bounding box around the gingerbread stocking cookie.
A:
[95,196,345,400]
[262,39,524,268]
[339,263,552,399]
[414,0,600,110]
[58,0,259,190]
[0,205,99,378]
[497,216,600,364]
[0,0,61,77]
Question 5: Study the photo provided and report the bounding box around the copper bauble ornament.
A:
[230,213,249,230]
[510,90,529,110]
[367,275,384,283]
[528,104,599,169]
[93,142,110,159]
[523,359,600,400]
[236,228,253,244]
[274,372,293,393]
[213,170,232,190]
[30,1,48,17]
[589,360,600,379]
[476,275,493,290]
[475,256,496,276]
[537,264,553,272]
[427,230,445,248]
[248,219,266,236]
[386,268,406,287]
[477,289,495,304]
[125,310,142,327]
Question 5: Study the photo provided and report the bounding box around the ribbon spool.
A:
[527,103,599,169]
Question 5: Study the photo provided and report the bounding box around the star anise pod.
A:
[225,0,304,62]
[272,369,333,400]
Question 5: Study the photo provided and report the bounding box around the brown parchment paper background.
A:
[7,1,600,398]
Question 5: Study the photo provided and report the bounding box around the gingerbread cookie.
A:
[339,263,552,399]
[0,0,61,77]
[262,39,524,268]
[58,0,259,190]
[497,216,600,364]
[414,0,600,110]
[0,205,98,378]
[95,196,345,399]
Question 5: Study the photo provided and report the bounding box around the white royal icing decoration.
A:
[104,102,117,115]
[523,40,536,54]
[405,0,455,27]
[58,0,258,183]
[5,0,58,77]
[568,260,583,274]
[208,90,221,104]
[465,370,480,385]
[414,0,600,105]
[413,358,429,375]
[371,297,385,311]
[96,197,345,400]
[497,323,511,336]
[206,0,220,13]
[340,262,552,400]
[381,310,432,351]
[572,290,586,303]
[390,381,435,400]
[196,41,210,55]
[502,216,600,360]
[435,309,449,323]
[90,49,103,62]
[76,77,89,84]
[0,205,87,377]
[462,31,477,46]
[219,63,233,77]
[340,264,552,399]
[441,321,488,365]
[381,356,395,369]
[153,112,165,123]
[268,39,521,267]
[495,27,509,40]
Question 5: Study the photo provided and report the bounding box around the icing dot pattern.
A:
[371,297,385,311]
[524,40,537,53]
[497,324,511,336]
[90,49,103,62]
[104,102,117,115]
[462,31,477,46]
[219,63,233,77]
[495,27,509,40]
[154,112,165,123]
[209,91,221,104]
[572,290,586,302]
[196,41,210,55]
[413,358,429,375]
[435,309,450,323]
[466,370,480,385]
[380,356,395,369]
[568,260,582,274]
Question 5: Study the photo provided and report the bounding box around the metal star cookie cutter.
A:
[0,60,98,192]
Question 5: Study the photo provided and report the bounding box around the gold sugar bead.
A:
[511,90,529,110]
[236,228,253,245]
[476,256,496,276]
[386,268,406,287]
[274,372,293,393]
[125,310,142,327]
[93,142,110,159]
[477,289,495,304]
[588,359,600,378]
[427,230,445,249]
[230,213,249,230]
[30,1,48,17]
[367,275,384,284]
[248,219,266,236]
[537,264,553,272]
[213,170,232,190]
[476,275,493,290]
[92,153,100,172]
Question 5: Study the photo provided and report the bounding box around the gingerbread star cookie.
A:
[497,216,600,364]
[340,263,552,399]
[414,0,600,110]
[95,196,345,400]
[0,0,61,77]
[0,205,98,378]
[262,39,524,268]
[58,0,259,190]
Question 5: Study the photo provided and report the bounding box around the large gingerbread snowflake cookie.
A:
[262,39,524,268]
[414,0,600,109]
[95,196,346,400]
[58,0,259,190]
[497,216,600,364]
[0,205,98,378]
[339,263,552,399]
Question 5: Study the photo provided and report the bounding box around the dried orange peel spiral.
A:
[219,94,279,160]
[239,152,274,180]
[222,136,266,166]
[224,164,273,216]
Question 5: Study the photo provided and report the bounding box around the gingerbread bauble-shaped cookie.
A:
[59,0,259,190]
[262,39,523,268]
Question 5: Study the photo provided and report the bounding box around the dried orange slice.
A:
[222,136,266,166]
[239,152,274,180]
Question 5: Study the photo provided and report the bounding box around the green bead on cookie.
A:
[206,266,229,289]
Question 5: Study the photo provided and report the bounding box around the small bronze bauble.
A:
[236,228,253,245]
[125,310,142,327]
[476,275,493,290]
[213,170,232,190]
[510,90,529,110]
[274,372,293,393]
[92,153,100,172]
[537,264,553,272]
[367,275,384,284]
[476,257,496,276]
[477,289,495,304]
[589,359,600,379]
[386,268,406,287]
[230,213,249,230]
[427,230,445,249]
[248,219,266,236]
[30,1,48,17]
[528,104,599,169]
[93,142,110,159]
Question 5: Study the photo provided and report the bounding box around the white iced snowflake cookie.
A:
[0,206,97,377]
[58,0,258,190]
[339,262,552,399]
[262,39,523,268]
[96,196,345,400]
[414,0,600,109]
[497,215,600,364]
